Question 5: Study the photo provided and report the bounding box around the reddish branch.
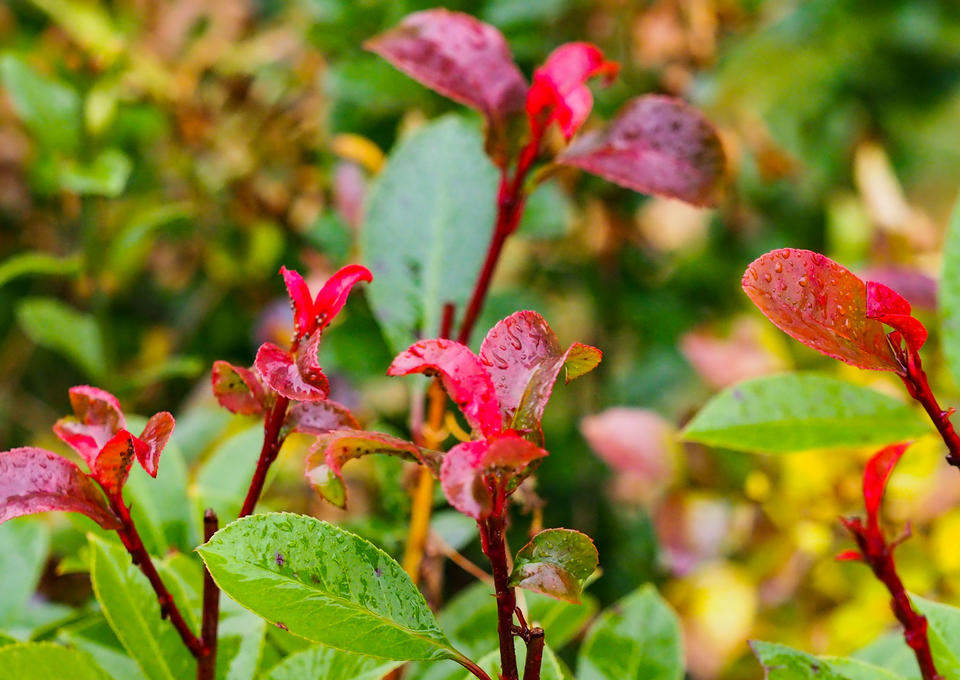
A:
[898,349,960,467]
[480,511,520,680]
[198,509,221,680]
[239,394,291,517]
[842,519,941,680]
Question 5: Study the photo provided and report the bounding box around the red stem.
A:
[845,523,941,680]
[239,394,291,517]
[197,509,221,680]
[480,511,520,680]
[110,496,205,658]
[521,629,545,680]
[900,351,960,467]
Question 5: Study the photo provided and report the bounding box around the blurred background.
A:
[3,0,960,677]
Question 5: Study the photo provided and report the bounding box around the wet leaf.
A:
[211,361,267,416]
[366,9,527,127]
[255,342,329,402]
[197,513,461,662]
[0,447,119,529]
[260,645,401,680]
[282,399,359,438]
[865,281,927,353]
[90,431,137,497]
[54,385,126,468]
[742,249,900,371]
[510,528,598,603]
[682,374,928,453]
[559,95,725,206]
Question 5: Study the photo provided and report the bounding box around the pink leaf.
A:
[90,430,138,497]
[294,331,332,398]
[742,249,901,372]
[478,311,601,434]
[306,430,442,509]
[526,42,618,140]
[137,411,174,477]
[863,442,910,528]
[388,339,502,437]
[679,318,786,389]
[365,9,528,127]
[866,280,928,353]
[281,266,313,340]
[311,264,373,336]
[283,399,360,438]
[836,549,864,562]
[255,342,329,402]
[558,95,726,206]
[53,385,126,468]
[0,447,120,529]
[211,360,268,415]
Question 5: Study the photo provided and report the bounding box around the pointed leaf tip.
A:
[54,385,126,467]
[510,528,598,603]
[866,280,927,353]
[211,360,267,415]
[863,442,910,526]
[137,411,174,477]
[255,341,330,402]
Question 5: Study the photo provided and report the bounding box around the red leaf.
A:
[866,280,928,353]
[53,385,126,468]
[863,442,910,528]
[306,430,442,509]
[479,311,601,434]
[835,549,864,562]
[90,430,138,497]
[388,338,502,437]
[742,249,901,372]
[365,9,528,127]
[558,95,726,207]
[0,447,120,529]
[526,42,618,140]
[311,264,373,336]
[255,342,329,402]
[137,411,174,477]
[281,266,313,341]
[283,399,359,437]
[294,331,331,397]
[211,360,268,415]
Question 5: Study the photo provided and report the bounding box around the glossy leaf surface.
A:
[911,596,960,679]
[559,95,725,206]
[743,249,900,371]
[198,513,459,662]
[0,642,112,680]
[865,281,927,353]
[90,431,137,497]
[577,585,683,680]
[211,361,266,415]
[135,412,174,478]
[261,645,401,680]
[0,447,119,529]
[53,385,125,467]
[510,528,598,603]
[255,342,329,402]
[863,443,909,526]
[751,641,901,680]
[366,9,527,126]
[682,374,928,453]
[282,399,359,438]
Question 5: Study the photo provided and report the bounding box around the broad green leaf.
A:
[517,180,572,240]
[197,513,460,662]
[16,297,106,379]
[0,251,81,288]
[911,595,960,679]
[58,148,131,197]
[0,54,80,152]
[682,374,929,453]
[752,641,904,679]
[577,584,683,680]
[88,534,194,680]
[0,517,50,626]
[362,115,497,352]
[192,424,265,519]
[260,645,401,680]
[458,640,570,680]
[0,633,16,646]
[941,196,960,387]
[0,642,111,680]
[510,529,598,603]
[59,615,143,680]
[826,656,910,680]
[852,632,920,678]
[104,203,191,287]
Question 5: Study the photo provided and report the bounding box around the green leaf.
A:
[911,595,960,679]
[197,513,460,662]
[104,203,191,288]
[510,529,598,603]
[577,584,683,680]
[88,534,194,680]
[260,645,401,680]
[125,434,195,554]
[59,615,143,680]
[0,642,112,679]
[27,0,124,63]
[58,148,131,197]
[941,195,960,387]
[459,640,571,680]
[16,297,106,379]
[852,632,920,678]
[0,54,80,152]
[0,251,81,288]
[0,517,50,626]
[751,641,904,679]
[192,424,265,519]
[517,180,573,240]
[362,115,497,353]
[0,633,16,646]
[682,374,929,453]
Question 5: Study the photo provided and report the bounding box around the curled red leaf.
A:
[91,430,138,497]
[282,399,359,438]
[742,249,900,372]
[280,264,372,342]
[211,360,268,415]
[388,338,502,437]
[53,385,126,468]
[835,549,864,562]
[526,42,618,140]
[0,447,120,529]
[866,280,928,354]
[863,442,910,529]
[365,9,528,127]
[137,411,174,478]
[255,341,330,402]
[281,266,314,341]
[558,95,726,207]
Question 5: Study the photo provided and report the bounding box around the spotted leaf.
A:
[509,528,598,603]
